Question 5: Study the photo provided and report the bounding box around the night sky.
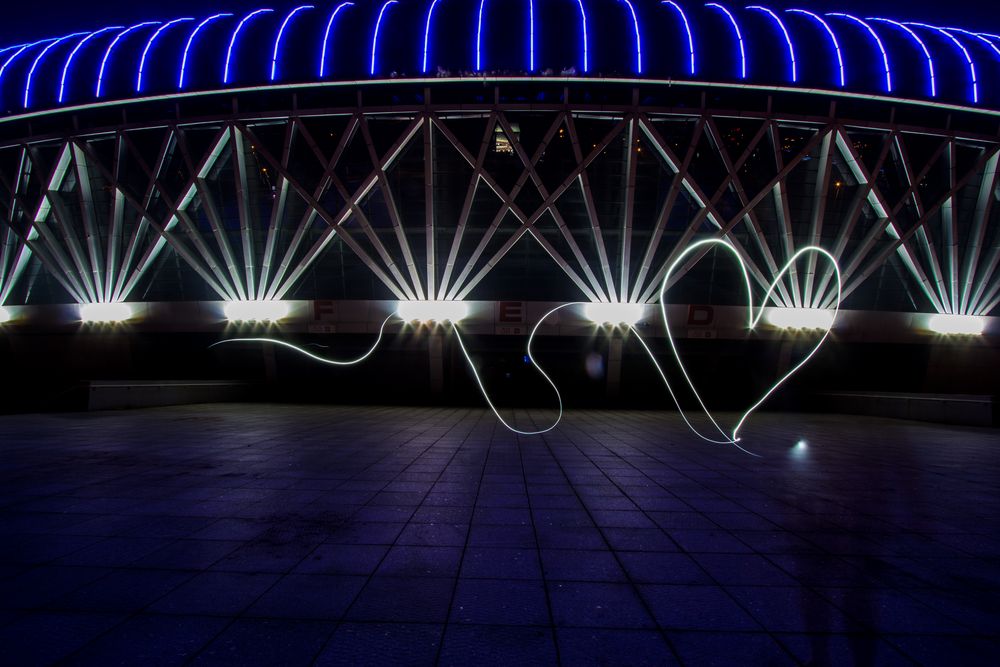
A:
[0,0,996,45]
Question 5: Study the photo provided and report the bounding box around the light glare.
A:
[583,302,645,326]
[927,314,984,335]
[0,306,10,323]
[397,300,468,323]
[80,302,132,323]
[766,307,836,330]
[224,300,289,322]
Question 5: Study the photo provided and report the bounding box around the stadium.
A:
[2,2,1000,664]
[0,0,998,415]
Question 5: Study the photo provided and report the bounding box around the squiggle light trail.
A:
[451,305,569,436]
[654,240,842,450]
[210,314,393,365]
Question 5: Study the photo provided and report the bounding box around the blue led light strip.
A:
[24,32,87,108]
[271,5,314,82]
[422,0,443,73]
[619,0,642,74]
[476,0,487,71]
[575,0,589,73]
[787,9,844,87]
[828,13,892,93]
[179,14,232,90]
[224,9,274,85]
[59,28,121,103]
[97,22,159,98]
[370,0,398,76]
[868,18,933,97]
[747,6,796,83]
[706,3,746,79]
[907,22,978,104]
[137,18,193,93]
[319,2,354,78]
[662,1,695,75]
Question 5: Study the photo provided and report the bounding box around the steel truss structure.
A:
[1,82,999,317]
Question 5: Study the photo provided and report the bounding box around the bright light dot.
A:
[80,302,133,323]
[796,439,807,448]
[396,300,468,323]
[926,314,985,336]
[0,306,10,323]
[224,300,290,322]
[766,308,835,330]
[583,302,645,326]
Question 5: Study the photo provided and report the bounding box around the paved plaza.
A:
[1,405,998,665]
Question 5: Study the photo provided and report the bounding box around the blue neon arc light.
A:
[476,0,487,71]
[529,0,535,71]
[271,5,314,81]
[619,0,642,74]
[137,18,193,93]
[319,3,354,77]
[868,18,933,97]
[1,40,57,108]
[948,27,1000,64]
[24,32,87,109]
[706,3,746,78]
[828,13,892,93]
[422,0,443,73]
[575,0,589,73]
[59,28,121,103]
[747,6,796,83]
[370,0,398,77]
[907,22,979,104]
[662,1,695,75]
[179,14,232,89]
[97,22,159,98]
[224,9,274,85]
[787,9,844,87]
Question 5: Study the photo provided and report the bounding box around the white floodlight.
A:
[766,307,836,330]
[0,306,9,323]
[583,302,645,326]
[396,300,468,323]
[224,300,289,323]
[80,302,133,323]
[926,313,985,336]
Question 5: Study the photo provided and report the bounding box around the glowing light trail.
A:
[97,22,159,98]
[212,314,395,365]
[422,0,443,73]
[868,18,933,97]
[747,6,796,82]
[828,13,892,93]
[787,9,844,87]
[1,41,57,108]
[657,240,841,448]
[59,28,121,103]
[706,3,746,78]
[370,0,397,76]
[662,1,695,75]
[452,305,567,436]
[575,0,589,73]
[907,22,978,104]
[178,14,231,89]
[136,18,192,93]
[224,9,274,85]
[319,2,354,77]
[619,0,642,74]
[24,32,87,109]
[271,5,314,81]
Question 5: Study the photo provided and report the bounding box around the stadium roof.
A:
[1,1,999,114]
